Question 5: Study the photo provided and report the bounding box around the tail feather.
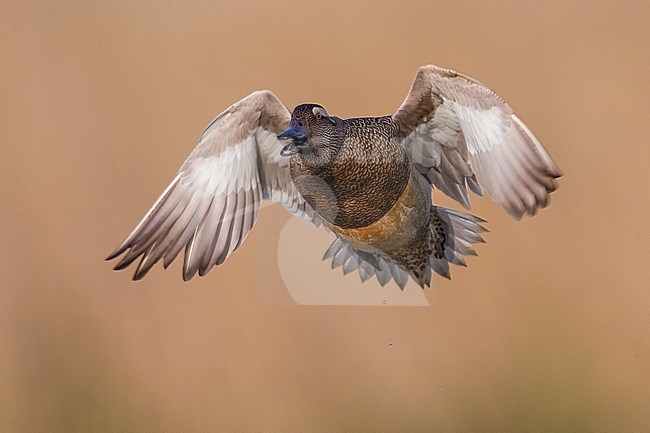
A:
[429,205,488,280]
[430,256,451,280]
[323,239,411,290]
[389,261,409,289]
[358,263,374,282]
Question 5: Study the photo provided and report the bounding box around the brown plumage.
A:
[107,64,562,289]
[289,115,410,229]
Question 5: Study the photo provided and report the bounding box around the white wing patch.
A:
[182,136,260,195]
[451,103,510,155]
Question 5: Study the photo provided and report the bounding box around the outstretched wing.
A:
[393,64,562,219]
[107,90,319,280]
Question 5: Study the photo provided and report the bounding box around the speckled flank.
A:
[386,225,433,286]
[430,215,446,260]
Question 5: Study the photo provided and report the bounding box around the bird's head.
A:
[277,104,338,157]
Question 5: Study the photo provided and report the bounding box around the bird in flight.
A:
[107,65,561,289]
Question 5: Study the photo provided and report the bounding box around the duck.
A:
[107,64,561,289]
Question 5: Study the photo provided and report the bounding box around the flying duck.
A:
[107,64,561,289]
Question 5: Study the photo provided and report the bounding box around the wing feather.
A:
[393,65,561,219]
[108,90,320,280]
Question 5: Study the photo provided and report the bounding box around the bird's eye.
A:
[315,112,322,120]
[298,121,303,127]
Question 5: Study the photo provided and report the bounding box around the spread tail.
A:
[323,206,488,290]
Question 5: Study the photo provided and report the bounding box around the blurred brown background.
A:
[2,0,649,431]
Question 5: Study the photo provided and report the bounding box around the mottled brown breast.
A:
[291,117,411,229]
[329,169,431,252]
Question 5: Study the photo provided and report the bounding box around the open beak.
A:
[277,125,307,157]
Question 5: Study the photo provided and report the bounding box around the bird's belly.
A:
[326,171,430,252]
